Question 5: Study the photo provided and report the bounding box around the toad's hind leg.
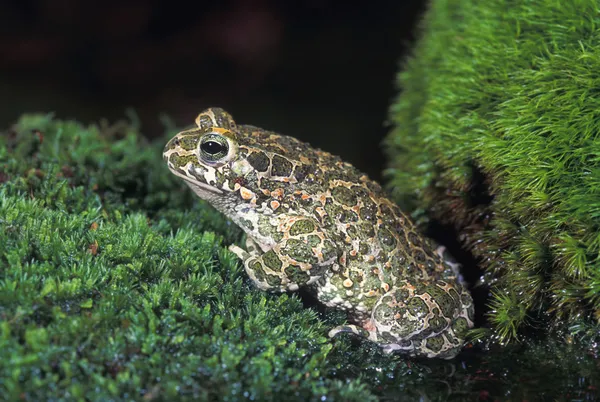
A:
[329,279,474,359]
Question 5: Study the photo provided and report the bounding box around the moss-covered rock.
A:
[387,0,600,342]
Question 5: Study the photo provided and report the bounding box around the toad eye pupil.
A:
[201,141,224,155]
[199,134,230,162]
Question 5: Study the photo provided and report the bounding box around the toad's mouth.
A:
[168,166,224,196]
[185,180,224,201]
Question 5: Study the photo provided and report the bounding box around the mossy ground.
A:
[387,0,600,343]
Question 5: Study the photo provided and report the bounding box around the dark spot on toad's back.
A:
[271,155,293,177]
[246,151,270,172]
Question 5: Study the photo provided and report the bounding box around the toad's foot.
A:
[329,324,376,341]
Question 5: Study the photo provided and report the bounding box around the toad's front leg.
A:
[229,215,339,292]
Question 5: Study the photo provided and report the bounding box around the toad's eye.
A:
[201,140,225,155]
[199,134,229,161]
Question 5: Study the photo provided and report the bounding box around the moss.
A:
[387,0,600,342]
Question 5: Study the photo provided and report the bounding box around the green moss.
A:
[387,0,600,341]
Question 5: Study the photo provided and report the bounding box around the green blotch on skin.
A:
[340,210,358,223]
[324,199,343,221]
[414,251,426,263]
[293,164,310,183]
[429,315,448,334]
[263,250,283,271]
[320,240,338,261]
[284,265,310,285]
[246,151,270,172]
[179,135,199,151]
[251,259,282,287]
[423,284,457,319]
[425,335,444,353]
[358,222,375,238]
[407,297,429,318]
[359,205,377,222]
[215,169,227,188]
[284,239,317,264]
[213,109,235,129]
[271,155,293,177]
[452,317,470,337]
[289,219,316,236]
[394,288,410,303]
[266,274,282,287]
[380,331,399,343]
[249,261,267,282]
[331,186,358,207]
[407,232,422,248]
[378,205,396,226]
[307,234,321,247]
[391,254,407,271]
[169,153,196,169]
[377,226,397,251]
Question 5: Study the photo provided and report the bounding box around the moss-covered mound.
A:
[387,0,600,341]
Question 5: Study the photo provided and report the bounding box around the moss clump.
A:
[387,0,600,341]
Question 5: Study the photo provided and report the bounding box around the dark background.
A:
[0,0,426,181]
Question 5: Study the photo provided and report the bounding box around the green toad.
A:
[163,108,474,359]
